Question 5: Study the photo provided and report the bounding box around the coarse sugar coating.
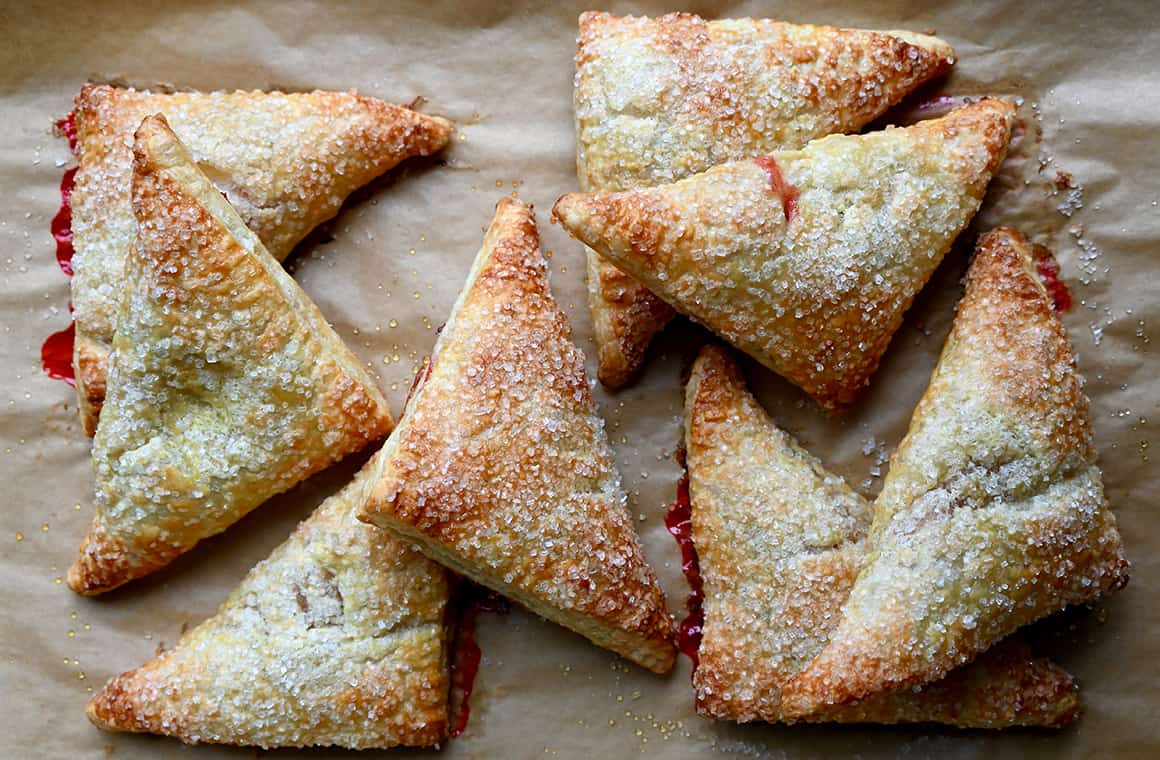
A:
[358,198,676,673]
[573,11,956,387]
[557,99,1015,411]
[686,344,1078,728]
[68,115,393,595]
[70,83,452,434]
[86,463,453,749]
[780,227,1130,716]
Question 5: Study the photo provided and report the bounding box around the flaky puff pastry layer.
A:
[358,199,676,673]
[780,228,1129,717]
[574,12,956,388]
[87,463,453,749]
[556,99,1014,411]
[71,84,452,434]
[686,345,1078,728]
[68,116,393,595]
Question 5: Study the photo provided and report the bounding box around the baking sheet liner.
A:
[1,1,1156,757]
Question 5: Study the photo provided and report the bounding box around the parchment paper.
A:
[1,1,1156,757]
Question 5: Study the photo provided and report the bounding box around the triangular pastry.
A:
[574,11,956,388]
[68,116,394,595]
[556,99,1015,410]
[781,228,1129,716]
[358,198,676,673]
[86,463,454,749]
[686,344,1078,728]
[70,83,452,435]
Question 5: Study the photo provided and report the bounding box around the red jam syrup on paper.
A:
[664,453,703,671]
[42,113,78,385]
[56,112,78,153]
[449,584,509,738]
[52,167,77,276]
[41,323,76,385]
[1032,245,1073,312]
[753,156,799,223]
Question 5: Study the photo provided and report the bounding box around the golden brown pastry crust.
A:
[86,464,453,749]
[585,249,676,389]
[358,198,676,673]
[73,331,107,429]
[68,116,393,595]
[781,228,1129,716]
[574,11,956,388]
[686,345,1078,728]
[557,99,1015,411]
[70,84,452,435]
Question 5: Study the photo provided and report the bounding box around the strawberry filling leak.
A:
[42,112,78,385]
[41,323,76,386]
[883,94,977,126]
[753,156,799,223]
[1032,245,1073,312]
[52,167,77,276]
[665,450,703,672]
[449,583,509,738]
[55,112,78,153]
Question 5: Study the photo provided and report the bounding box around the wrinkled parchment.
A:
[1,1,1156,757]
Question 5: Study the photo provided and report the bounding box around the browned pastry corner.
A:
[70,84,452,434]
[358,198,676,673]
[584,250,677,389]
[86,464,453,749]
[573,11,956,388]
[686,344,1078,728]
[68,115,393,595]
[557,99,1015,411]
[780,227,1129,716]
